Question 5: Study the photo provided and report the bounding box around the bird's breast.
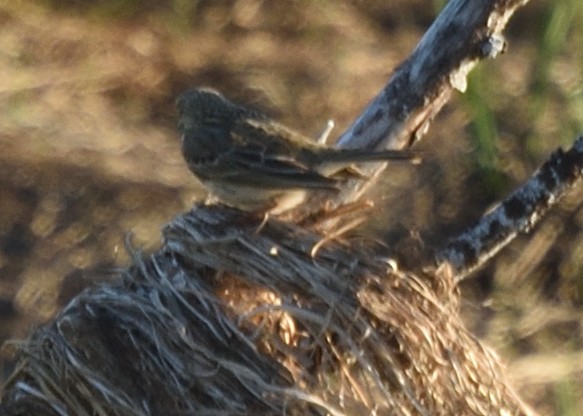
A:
[200,178,307,214]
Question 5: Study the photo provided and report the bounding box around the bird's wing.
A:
[213,152,338,190]
[215,146,339,190]
[204,118,338,190]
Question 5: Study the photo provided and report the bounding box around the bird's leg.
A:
[204,193,221,206]
[343,164,371,179]
[254,211,271,234]
[299,200,375,228]
[316,119,335,144]
[311,216,367,257]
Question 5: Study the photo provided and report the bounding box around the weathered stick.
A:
[438,136,583,280]
[338,0,525,151]
[321,0,529,208]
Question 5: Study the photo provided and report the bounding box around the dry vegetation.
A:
[0,0,582,414]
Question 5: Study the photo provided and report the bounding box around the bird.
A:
[177,88,415,214]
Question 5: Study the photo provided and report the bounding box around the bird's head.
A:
[176,88,237,132]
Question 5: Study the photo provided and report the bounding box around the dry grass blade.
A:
[1,205,535,415]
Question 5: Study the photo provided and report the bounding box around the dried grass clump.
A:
[1,205,532,415]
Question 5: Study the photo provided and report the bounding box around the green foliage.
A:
[465,65,498,170]
[464,0,583,194]
[462,65,510,199]
[553,377,581,416]
[527,0,583,155]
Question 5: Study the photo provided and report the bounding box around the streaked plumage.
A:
[177,88,414,213]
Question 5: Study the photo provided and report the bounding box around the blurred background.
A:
[0,0,582,413]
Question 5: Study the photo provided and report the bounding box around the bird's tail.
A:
[321,148,421,164]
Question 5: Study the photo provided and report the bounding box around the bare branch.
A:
[320,0,529,207]
[338,0,527,152]
[437,136,583,280]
